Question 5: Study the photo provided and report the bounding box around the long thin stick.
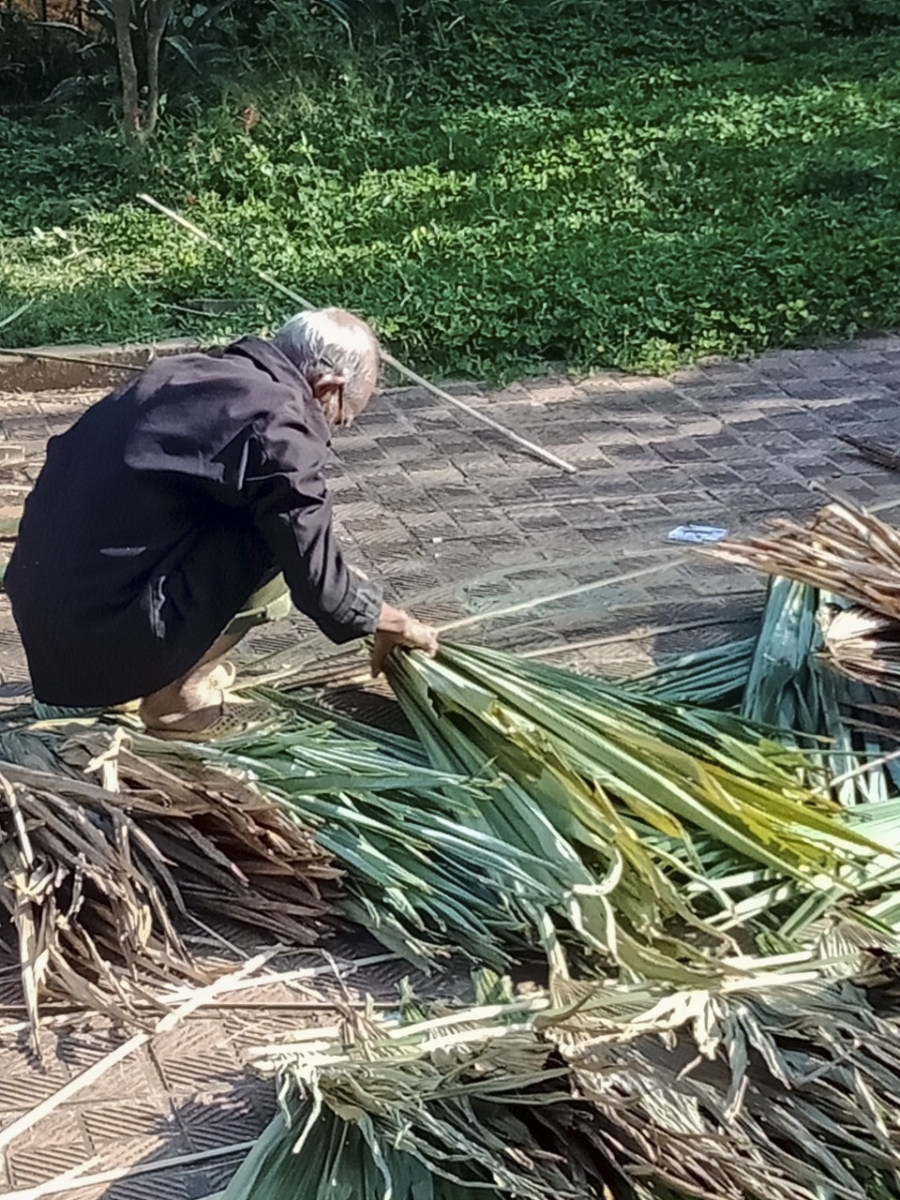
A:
[520,613,754,659]
[436,555,689,633]
[0,950,275,1154]
[0,301,35,335]
[0,1141,256,1200]
[137,194,577,474]
[270,557,693,690]
[377,347,578,473]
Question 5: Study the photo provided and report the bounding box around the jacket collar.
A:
[225,337,332,445]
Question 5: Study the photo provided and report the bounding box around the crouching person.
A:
[6,308,437,740]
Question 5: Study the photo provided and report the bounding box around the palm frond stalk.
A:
[223,956,900,1200]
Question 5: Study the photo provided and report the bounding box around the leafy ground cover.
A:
[2,0,900,379]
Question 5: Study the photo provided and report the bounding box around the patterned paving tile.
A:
[1,333,900,1192]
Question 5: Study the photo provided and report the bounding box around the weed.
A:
[1,0,900,379]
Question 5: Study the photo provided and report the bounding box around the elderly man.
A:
[6,308,438,739]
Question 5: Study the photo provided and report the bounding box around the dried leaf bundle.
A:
[708,499,900,623]
[227,990,609,1200]
[820,604,900,690]
[225,956,900,1200]
[557,957,900,1200]
[0,726,337,1038]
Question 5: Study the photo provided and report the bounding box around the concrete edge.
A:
[0,338,208,393]
[0,337,495,398]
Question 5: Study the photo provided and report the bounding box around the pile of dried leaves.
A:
[223,956,900,1200]
[0,725,338,1039]
[708,499,900,689]
[709,500,900,620]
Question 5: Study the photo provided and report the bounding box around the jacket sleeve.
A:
[240,404,383,644]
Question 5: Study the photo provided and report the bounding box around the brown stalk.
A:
[0,727,340,1042]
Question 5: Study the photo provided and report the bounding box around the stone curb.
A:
[0,337,495,400]
[0,338,206,393]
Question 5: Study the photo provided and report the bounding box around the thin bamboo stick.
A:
[436,556,688,633]
[137,194,578,474]
[263,558,692,690]
[0,950,276,1153]
[0,1141,256,1200]
[520,614,754,659]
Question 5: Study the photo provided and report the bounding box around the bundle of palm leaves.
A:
[0,725,338,1038]
[385,641,889,979]
[222,956,900,1200]
[629,575,900,807]
[627,636,757,707]
[707,500,900,691]
[558,957,900,1200]
[819,604,900,690]
[709,499,900,620]
[135,709,566,971]
[224,990,603,1200]
[730,576,900,807]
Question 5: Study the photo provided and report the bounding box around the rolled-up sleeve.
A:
[242,406,383,644]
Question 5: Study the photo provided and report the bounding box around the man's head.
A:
[272,308,380,427]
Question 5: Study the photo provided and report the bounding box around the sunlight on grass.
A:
[2,1,900,377]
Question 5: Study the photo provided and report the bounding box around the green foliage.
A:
[2,0,900,377]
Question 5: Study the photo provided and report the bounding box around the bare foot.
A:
[139,662,236,733]
[139,696,223,734]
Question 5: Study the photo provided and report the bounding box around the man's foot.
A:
[139,662,237,734]
[142,701,276,743]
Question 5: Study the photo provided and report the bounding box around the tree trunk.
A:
[112,0,142,142]
[143,0,173,140]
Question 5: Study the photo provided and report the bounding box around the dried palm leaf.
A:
[70,729,340,940]
[819,604,900,690]
[0,726,337,1041]
[224,955,900,1200]
[707,499,900,623]
[225,990,611,1200]
[556,957,900,1200]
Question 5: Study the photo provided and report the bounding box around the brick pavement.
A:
[1,334,900,1196]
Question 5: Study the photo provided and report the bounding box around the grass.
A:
[2,0,900,379]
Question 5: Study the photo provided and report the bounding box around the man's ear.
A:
[308,368,345,424]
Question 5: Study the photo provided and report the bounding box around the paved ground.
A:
[1,333,900,1198]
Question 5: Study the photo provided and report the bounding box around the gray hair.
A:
[272,308,380,417]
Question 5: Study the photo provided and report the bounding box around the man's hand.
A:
[371,604,439,676]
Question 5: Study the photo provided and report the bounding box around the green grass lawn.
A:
[2,0,900,380]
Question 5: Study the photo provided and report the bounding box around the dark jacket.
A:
[6,338,382,705]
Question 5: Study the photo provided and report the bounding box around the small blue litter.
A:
[668,525,728,544]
